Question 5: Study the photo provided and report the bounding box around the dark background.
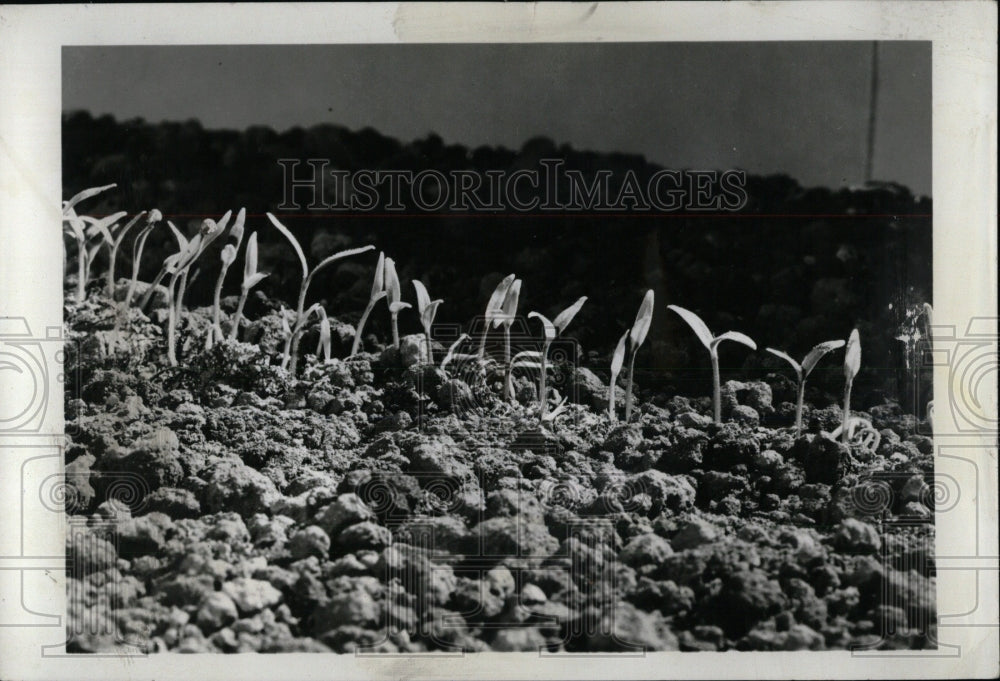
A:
[62,42,932,410]
[62,112,932,411]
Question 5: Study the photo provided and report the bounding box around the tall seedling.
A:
[209,208,246,346]
[841,329,862,444]
[624,290,654,421]
[766,339,846,435]
[267,212,374,373]
[668,304,756,423]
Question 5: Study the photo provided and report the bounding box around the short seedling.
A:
[841,328,862,444]
[412,280,443,363]
[521,296,587,422]
[209,208,246,346]
[229,232,269,341]
[479,274,516,359]
[383,257,410,350]
[668,304,757,423]
[266,212,374,373]
[766,339,845,435]
[349,252,388,357]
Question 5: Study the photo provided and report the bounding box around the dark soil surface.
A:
[64,286,937,654]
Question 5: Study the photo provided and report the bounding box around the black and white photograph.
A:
[57,40,939,654]
[0,3,996,679]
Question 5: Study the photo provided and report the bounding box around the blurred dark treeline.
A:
[63,111,933,408]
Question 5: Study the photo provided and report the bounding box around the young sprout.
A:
[412,280,443,363]
[209,208,246,346]
[524,296,587,423]
[608,331,628,420]
[102,212,146,298]
[61,183,122,303]
[164,230,205,366]
[266,212,374,373]
[315,305,332,362]
[383,257,410,350]
[841,328,862,444]
[125,209,164,308]
[349,252,388,357]
[175,213,230,316]
[229,232,269,341]
[624,290,655,421]
[766,339,846,435]
[492,279,522,400]
[668,304,757,424]
[478,274,516,359]
[441,333,472,372]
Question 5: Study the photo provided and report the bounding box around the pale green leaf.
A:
[801,339,845,378]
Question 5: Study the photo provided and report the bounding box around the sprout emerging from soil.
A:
[668,304,757,424]
[624,290,654,421]
[609,331,628,420]
[383,257,410,350]
[315,305,332,362]
[125,209,163,308]
[479,274,516,359]
[412,280,443,363]
[350,252,388,357]
[492,278,522,400]
[766,339,846,435]
[266,212,374,373]
[523,296,587,422]
[841,328,862,444]
[209,208,246,347]
[229,232,269,341]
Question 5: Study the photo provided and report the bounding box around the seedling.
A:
[522,296,587,422]
[608,331,628,420]
[841,328,862,444]
[668,304,757,423]
[349,252,388,356]
[383,257,410,350]
[61,183,120,302]
[624,290,654,421]
[229,232,269,341]
[266,212,374,373]
[208,208,246,347]
[488,278,522,399]
[441,333,472,372]
[163,228,205,366]
[412,280,443,362]
[766,339,846,435]
[478,274,516,359]
[315,305,332,362]
[125,209,164,308]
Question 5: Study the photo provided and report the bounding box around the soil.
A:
[63,283,936,654]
